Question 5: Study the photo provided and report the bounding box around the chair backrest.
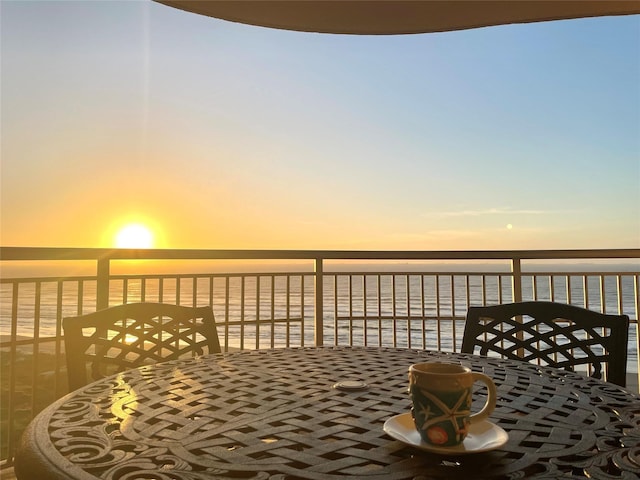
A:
[63,302,221,390]
[461,301,629,387]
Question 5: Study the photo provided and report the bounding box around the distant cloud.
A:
[422,207,561,218]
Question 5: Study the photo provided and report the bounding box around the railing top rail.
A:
[2,247,639,262]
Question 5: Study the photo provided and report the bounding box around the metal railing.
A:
[1,247,639,465]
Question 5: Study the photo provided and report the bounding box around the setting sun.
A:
[115,224,154,248]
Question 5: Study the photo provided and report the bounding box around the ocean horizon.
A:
[2,258,639,278]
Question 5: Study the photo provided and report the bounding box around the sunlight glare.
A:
[115,224,154,248]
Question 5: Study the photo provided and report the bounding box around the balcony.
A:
[1,246,639,466]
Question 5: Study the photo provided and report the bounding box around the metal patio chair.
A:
[461,301,629,387]
[63,302,221,390]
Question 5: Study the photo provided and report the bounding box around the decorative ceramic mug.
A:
[408,362,497,447]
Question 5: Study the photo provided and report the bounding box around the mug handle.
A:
[469,372,497,424]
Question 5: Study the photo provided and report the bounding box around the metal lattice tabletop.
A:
[15,347,640,479]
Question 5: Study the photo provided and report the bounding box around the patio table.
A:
[14,347,640,479]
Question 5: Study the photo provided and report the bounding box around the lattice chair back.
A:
[461,301,629,387]
[63,302,221,390]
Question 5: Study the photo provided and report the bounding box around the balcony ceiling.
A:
[153,1,640,35]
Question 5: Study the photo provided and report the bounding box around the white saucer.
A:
[383,412,508,455]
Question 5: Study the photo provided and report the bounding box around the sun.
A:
[115,223,154,248]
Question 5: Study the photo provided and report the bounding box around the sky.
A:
[1,0,639,252]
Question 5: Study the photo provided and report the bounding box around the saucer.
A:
[383,412,508,455]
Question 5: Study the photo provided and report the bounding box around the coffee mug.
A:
[408,362,497,447]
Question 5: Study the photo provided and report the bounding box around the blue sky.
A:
[1,1,639,250]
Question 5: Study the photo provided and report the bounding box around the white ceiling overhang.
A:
[153,0,640,35]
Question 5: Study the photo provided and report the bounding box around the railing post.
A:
[314,257,324,346]
[511,257,524,357]
[96,257,110,310]
[511,257,523,303]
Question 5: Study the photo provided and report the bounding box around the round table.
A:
[15,347,640,479]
